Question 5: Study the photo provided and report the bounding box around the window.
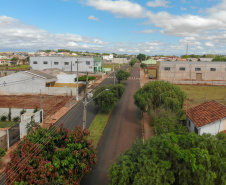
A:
[33,61,38,64]
[195,127,199,134]
[164,67,170,71]
[210,68,216,71]
[86,61,90,65]
[179,67,185,71]
[43,61,48,64]
[195,68,201,71]
[54,62,59,65]
[188,120,191,127]
[64,62,69,65]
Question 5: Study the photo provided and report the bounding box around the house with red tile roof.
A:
[186,101,226,135]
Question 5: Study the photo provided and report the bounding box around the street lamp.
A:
[82,88,109,129]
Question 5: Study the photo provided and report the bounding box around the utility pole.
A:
[113,58,115,85]
[82,72,88,130]
[186,42,188,56]
[40,90,42,109]
[76,59,79,101]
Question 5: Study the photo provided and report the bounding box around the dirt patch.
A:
[0,95,73,119]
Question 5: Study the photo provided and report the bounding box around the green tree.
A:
[77,75,96,81]
[5,126,97,184]
[11,57,19,61]
[130,58,137,66]
[109,133,226,185]
[116,70,130,84]
[134,81,186,113]
[212,56,226,61]
[137,53,146,61]
[93,84,125,113]
[140,63,147,68]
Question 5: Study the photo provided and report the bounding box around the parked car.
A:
[149,75,153,79]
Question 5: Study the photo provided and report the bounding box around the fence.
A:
[8,123,20,148]
[166,80,226,86]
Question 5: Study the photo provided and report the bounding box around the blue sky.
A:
[0,0,226,55]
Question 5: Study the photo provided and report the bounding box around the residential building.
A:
[186,101,226,135]
[103,54,113,62]
[113,58,129,64]
[30,56,95,73]
[158,61,226,82]
[94,56,102,72]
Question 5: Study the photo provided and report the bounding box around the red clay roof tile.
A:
[187,101,226,127]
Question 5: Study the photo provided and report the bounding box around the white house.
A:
[186,101,226,135]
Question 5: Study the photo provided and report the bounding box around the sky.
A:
[0,0,226,55]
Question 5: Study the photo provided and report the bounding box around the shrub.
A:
[33,107,38,113]
[140,63,147,68]
[1,115,7,121]
[13,116,20,122]
[20,109,26,115]
[77,75,96,81]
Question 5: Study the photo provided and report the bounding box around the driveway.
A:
[81,63,142,185]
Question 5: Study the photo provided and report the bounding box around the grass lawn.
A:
[0,121,18,128]
[88,112,110,148]
[178,85,226,108]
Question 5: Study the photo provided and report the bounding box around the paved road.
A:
[81,63,142,185]
[55,65,129,130]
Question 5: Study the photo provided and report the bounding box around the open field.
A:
[0,65,30,70]
[0,95,73,119]
[177,85,226,108]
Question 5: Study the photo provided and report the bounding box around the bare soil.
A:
[0,95,73,119]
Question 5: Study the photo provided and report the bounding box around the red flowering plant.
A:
[5,125,97,184]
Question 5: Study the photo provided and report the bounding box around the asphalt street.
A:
[55,65,129,130]
[81,63,142,185]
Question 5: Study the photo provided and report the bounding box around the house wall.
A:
[45,87,76,96]
[56,74,77,83]
[159,61,226,81]
[0,72,46,95]
[0,108,37,118]
[30,56,94,73]
[187,117,199,134]
[113,58,129,63]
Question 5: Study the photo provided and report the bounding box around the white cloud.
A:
[205,42,214,47]
[88,15,100,21]
[146,0,170,8]
[140,29,156,34]
[181,7,187,11]
[196,46,204,50]
[0,15,107,51]
[84,0,147,18]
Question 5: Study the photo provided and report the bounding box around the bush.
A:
[5,126,97,184]
[33,107,38,113]
[13,116,20,122]
[140,63,147,68]
[20,109,26,115]
[0,148,5,162]
[1,115,7,121]
[77,75,96,81]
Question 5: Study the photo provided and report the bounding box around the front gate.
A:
[8,123,20,147]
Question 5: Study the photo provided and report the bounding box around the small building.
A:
[30,56,95,73]
[186,101,226,135]
[94,56,102,72]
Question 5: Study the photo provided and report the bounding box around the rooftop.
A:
[187,101,226,127]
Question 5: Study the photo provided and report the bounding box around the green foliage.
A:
[109,133,226,185]
[20,109,26,115]
[93,84,125,113]
[212,56,226,62]
[130,58,137,66]
[6,126,97,184]
[0,148,5,162]
[26,120,39,133]
[1,115,7,121]
[140,63,147,68]
[137,53,146,61]
[11,57,19,61]
[33,107,38,113]
[77,75,96,81]
[134,81,187,113]
[57,49,70,52]
[13,116,20,122]
[152,109,188,135]
[116,70,130,84]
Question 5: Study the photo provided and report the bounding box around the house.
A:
[30,56,95,73]
[0,70,57,95]
[103,54,113,62]
[186,101,226,135]
[94,56,102,72]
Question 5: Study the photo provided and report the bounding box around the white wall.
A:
[187,117,199,134]
[45,87,76,96]
[0,72,46,95]
[56,74,77,83]
[0,108,37,119]
[200,119,225,135]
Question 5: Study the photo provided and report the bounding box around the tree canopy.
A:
[5,126,97,184]
[109,132,226,185]
[140,63,147,68]
[137,53,146,61]
[130,58,137,66]
[93,84,125,113]
[116,70,130,84]
[76,75,96,81]
[134,81,186,113]
[212,56,226,62]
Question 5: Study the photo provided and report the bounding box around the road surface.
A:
[81,63,142,185]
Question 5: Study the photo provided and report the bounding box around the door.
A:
[196,73,202,81]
